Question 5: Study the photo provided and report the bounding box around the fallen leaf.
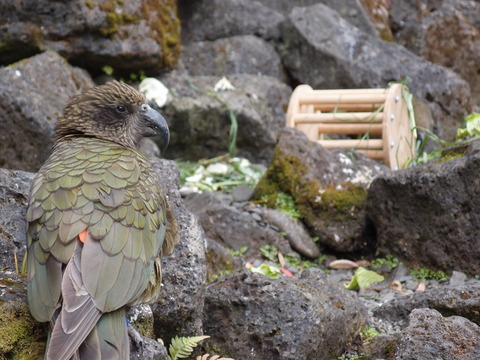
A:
[329,259,359,269]
[278,252,286,268]
[346,267,384,290]
[415,281,426,292]
[280,267,294,277]
[356,259,371,267]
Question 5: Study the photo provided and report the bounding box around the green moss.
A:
[437,146,468,163]
[0,302,47,359]
[140,0,181,69]
[100,9,138,37]
[205,246,236,284]
[316,183,368,222]
[85,0,95,9]
[254,147,367,226]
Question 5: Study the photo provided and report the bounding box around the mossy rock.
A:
[254,128,384,253]
[0,296,47,359]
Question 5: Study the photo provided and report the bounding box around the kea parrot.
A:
[25,81,179,360]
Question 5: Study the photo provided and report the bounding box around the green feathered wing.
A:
[26,137,178,360]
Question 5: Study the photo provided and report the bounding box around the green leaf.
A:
[169,336,210,360]
[346,267,384,290]
[259,245,278,262]
[249,264,281,279]
[456,112,480,139]
[102,65,114,76]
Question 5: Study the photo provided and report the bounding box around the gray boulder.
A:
[183,191,293,260]
[254,128,389,253]
[0,0,180,75]
[179,0,377,42]
[180,35,287,82]
[159,72,292,165]
[373,281,480,327]
[179,0,284,42]
[258,0,377,36]
[0,169,32,272]
[203,268,368,360]
[390,1,480,107]
[393,308,480,359]
[0,51,93,172]
[151,159,207,342]
[278,3,471,140]
[262,208,320,259]
[366,141,480,275]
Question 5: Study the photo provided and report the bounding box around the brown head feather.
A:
[55,81,147,148]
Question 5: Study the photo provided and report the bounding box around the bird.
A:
[25,80,179,359]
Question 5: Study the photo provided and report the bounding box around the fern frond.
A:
[169,335,210,360]
[196,354,236,360]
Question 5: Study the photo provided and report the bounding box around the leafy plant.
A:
[360,326,380,341]
[338,353,365,360]
[371,255,400,271]
[456,112,480,139]
[346,267,385,290]
[176,155,264,193]
[169,336,210,360]
[410,267,449,282]
[208,90,238,157]
[249,263,281,279]
[261,191,301,219]
[102,65,114,76]
[228,246,248,257]
[259,244,278,262]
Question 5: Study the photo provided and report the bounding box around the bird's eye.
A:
[116,105,127,113]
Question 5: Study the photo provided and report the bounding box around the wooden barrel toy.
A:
[286,84,416,170]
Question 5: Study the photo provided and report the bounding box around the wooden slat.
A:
[317,123,383,135]
[318,139,383,149]
[312,103,384,112]
[307,88,386,95]
[299,93,386,105]
[294,112,383,124]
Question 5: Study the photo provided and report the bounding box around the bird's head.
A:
[55,81,170,153]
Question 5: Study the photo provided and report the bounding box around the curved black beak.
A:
[141,104,170,154]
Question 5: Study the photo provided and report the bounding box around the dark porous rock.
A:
[203,268,367,360]
[180,35,287,82]
[151,159,207,343]
[362,333,400,360]
[205,238,241,283]
[129,334,170,360]
[159,72,291,165]
[231,184,254,202]
[393,308,480,360]
[0,51,94,172]
[0,0,180,75]
[390,1,480,106]
[183,191,292,260]
[0,271,47,359]
[373,281,480,327]
[179,0,284,42]
[366,141,480,275]
[262,208,320,259]
[254,128,389,253]
[0,169,34,271]
[257,0,377,36]
[278,3,471,140]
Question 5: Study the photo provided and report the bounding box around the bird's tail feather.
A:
[79,308,129,359]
